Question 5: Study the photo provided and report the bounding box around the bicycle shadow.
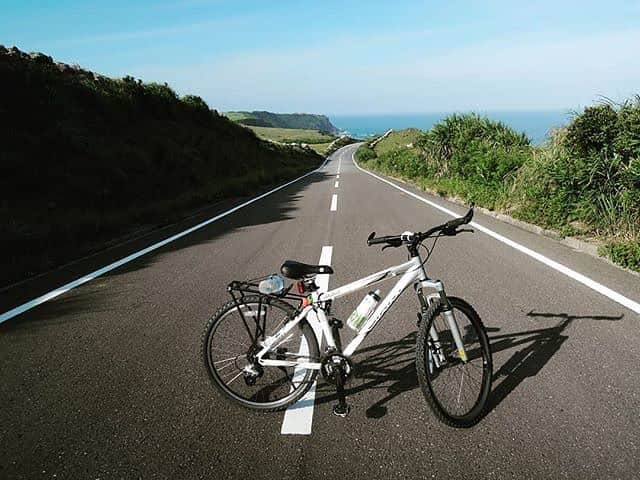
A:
[315,331,419,418]
[485,310,623,415]
[314,311,623,419]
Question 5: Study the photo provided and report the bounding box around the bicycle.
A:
[202,204,493,428]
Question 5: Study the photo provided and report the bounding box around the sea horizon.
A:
[329,110,576,145]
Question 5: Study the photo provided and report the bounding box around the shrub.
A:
[181,94,210,114]
[566,103,618,156]
[376,149,429,179]
[599,241,640,271]
[614,97,640,159]
[355,144,377,162]
[417,114,531,183]
[541,99,640,235]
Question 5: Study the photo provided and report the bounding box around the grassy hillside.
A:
[356,103,640,272]
[0,46,323,287]
[225,111,253,122]
[245,126,335,144]
[226,111,340,134]
[309,142,334,154]
[372,128,422,155]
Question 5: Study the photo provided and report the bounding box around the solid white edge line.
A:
[281,245,333,435]
[330,194,338,211]
[352,151,640,315]
[0,157,330,324]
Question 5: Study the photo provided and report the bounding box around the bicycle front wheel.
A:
[416,296,492,427]
[203,295,319,411]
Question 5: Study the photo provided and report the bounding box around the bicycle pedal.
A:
[332,403,351,417]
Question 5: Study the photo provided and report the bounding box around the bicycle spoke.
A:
[213,356,241,365]
[213,332,249,350]
[456,369,465,409]
[459,367,483,387]
[216,362,236,372]
[226,371,244,385]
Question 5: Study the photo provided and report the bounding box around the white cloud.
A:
[130,28,640,113]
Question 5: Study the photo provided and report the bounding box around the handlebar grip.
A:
[444,205,474,230]
[444,217,464,230]
[367,235,400,246]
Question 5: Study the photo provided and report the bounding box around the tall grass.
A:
[513,98,640,238]
[357,102,640,271]
[419,114,529,177]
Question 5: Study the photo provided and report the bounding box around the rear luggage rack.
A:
[227,275,307,305]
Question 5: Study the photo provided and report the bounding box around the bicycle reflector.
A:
[296,281,305,294]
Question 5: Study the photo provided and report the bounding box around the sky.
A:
[2,0,640,114]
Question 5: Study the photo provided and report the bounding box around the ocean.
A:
[329,111,574,145]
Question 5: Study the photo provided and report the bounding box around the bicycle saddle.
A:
[280,260,334,279]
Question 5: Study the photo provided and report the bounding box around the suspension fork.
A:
[416,280,468,364]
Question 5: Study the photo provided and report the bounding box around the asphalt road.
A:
[1,143,639,479]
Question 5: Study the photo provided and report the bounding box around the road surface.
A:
[1,144,639,479]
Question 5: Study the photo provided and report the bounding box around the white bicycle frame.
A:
[255,254,468,370]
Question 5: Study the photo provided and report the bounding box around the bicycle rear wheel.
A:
[416,296,492,427]
[203,295,319,411]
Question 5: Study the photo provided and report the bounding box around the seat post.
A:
[330,318,343,351]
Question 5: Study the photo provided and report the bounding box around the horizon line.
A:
[223,108,579,116]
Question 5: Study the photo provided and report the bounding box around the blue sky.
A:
[2,0,639,114]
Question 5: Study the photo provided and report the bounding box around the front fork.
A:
[416,281,468,368]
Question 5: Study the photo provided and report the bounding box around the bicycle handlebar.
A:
[366,234,403,246]
[367,204,475,248]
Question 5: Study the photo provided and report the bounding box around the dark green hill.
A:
[226,111,340,134]
[0,46,322,286]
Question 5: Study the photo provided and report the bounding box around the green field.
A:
[248,126,336,144]
[309,141,333,154]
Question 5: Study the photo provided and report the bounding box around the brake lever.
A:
[381,245,392,252]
